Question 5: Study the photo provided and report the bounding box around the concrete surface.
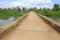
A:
[1,11,60,40]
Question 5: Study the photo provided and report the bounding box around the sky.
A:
[0,0,60,8]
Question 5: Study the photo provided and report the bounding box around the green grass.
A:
[34,9,60,19]
[0,8,27,19]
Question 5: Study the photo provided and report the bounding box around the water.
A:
[0,17,14,27]
[54,19,60,23]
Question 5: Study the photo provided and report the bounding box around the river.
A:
[55,19,60,23]
[0,17,60,28]
[0,17,14,27]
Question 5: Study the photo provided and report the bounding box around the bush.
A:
[0,8,26,19]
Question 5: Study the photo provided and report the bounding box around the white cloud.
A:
[10,1,21,7]
[29,0,52,4]
[9,1,31,8]
[21,0,53,8]
[0,0,53,8]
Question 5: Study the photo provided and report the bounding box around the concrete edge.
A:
[36,13,60,33]
[0,13,28,38]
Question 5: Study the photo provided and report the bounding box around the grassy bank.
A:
[33,9,60,19]
[28,4,60,20]
[0,8,27,19]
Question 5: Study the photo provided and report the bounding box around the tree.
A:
[8,8,11,10]
[28,8,34,11]
[28,7,37,11]
[59,6,60,10]
[0,8,1,10]
[22,7,27,10]
[15,7,21,12]
[53,4,60,11]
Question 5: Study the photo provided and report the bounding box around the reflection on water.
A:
[0,17,14,27]
[55,19,60,23]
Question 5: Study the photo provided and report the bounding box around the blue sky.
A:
[0,0,60,8]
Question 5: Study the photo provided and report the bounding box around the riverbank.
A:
[0,8,27,19]
[0,8,27,27]
[33,9,60,23]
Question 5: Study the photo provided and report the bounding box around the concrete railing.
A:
[36,13,60,33]
[0,13,28,38]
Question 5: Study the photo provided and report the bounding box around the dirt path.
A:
[1,11,60,40]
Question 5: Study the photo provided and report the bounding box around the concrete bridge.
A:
[0,11,60,40]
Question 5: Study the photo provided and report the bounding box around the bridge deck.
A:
[1,12,60,40]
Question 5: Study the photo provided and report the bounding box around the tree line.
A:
[28,4,60,19]
[0,7,27,19]
[0,4,60,19]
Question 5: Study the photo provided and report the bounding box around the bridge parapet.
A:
[0,13,28,38]
[36,13,60,33]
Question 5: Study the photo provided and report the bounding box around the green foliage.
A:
[38,9,60,19]
[28,4,60,19]
[28,7,37,11]
[53,4,60,11]
[0,7,26,19]
[31,7,60,19]
[22,7,27,10]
